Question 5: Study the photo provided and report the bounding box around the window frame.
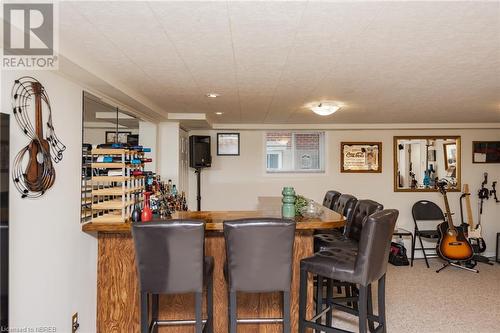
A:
[264,131,326,174]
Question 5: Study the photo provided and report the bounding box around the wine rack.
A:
[90,148,145,223]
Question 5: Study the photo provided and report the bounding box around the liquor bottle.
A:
[172,184,178,196]
[181,192,188,211]
[141,192,153,222]
[167,179,173,194]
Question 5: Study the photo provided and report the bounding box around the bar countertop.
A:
[81,209,345,233]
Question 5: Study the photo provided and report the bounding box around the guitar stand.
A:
[472,254,494,266]
[436,261,479,274]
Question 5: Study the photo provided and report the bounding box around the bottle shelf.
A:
[92,213,128,224]
[91,176,130,183]
[88,147,147,224]
[92,187,143,196]
[93,199,135,210]
[92,162,126,169]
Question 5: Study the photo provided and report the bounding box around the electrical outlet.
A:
[72,313,79,333]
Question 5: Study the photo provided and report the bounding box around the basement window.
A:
[265,132,325,173]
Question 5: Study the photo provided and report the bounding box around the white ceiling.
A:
[60,1,500,124]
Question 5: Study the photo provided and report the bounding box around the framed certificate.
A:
[341,142,382,173]
[217,133,240,156]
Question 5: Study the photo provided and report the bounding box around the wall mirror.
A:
[394,136,461,192]
[81,92,146,223]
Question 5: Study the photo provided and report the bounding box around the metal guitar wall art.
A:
[11,77,66,198]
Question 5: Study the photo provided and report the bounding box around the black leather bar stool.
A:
[315,199,384,251]
[314,200,383,321]
[333,194,357,221]
[299,210,399,333]
[314,194,357,253]
[322,190,341,210]
[223,218,296,333]
[132,220,214,333]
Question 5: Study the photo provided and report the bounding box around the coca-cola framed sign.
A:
[341,142,382,173]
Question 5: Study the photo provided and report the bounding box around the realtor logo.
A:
[2,2,58,69]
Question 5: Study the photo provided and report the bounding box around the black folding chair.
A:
[411,200,443,268]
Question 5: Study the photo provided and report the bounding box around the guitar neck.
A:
[463,184,475,228]
[32,82,43,139]
[442,191,455,230]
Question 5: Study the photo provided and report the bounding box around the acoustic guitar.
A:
[436,181,474,261]
[463,184,486,252]
[25,82,54,191]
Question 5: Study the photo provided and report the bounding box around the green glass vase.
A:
[282,187,296,219]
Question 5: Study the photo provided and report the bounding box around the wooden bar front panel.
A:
[96,232,314,333]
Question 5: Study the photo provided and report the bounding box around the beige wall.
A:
[2,71,97,331]
[189,128,500,257]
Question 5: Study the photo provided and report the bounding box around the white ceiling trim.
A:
[212,122,500,130]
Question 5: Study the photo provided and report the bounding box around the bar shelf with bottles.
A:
[90,147,148,223]
[146,178,188,220]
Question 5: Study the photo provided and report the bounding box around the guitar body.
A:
[467,224,482,239]
[462,184,487,253]
[437,222,474,261]
[25,138,54,191]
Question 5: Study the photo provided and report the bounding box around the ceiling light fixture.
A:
[206,93,220,98]
[215,112,223,115]
[311,102,340,116]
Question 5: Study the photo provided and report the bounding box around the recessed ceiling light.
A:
[215,112,223,115]
[311,102,341,116]
[206,93,220,98]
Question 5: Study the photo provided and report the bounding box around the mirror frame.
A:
[393,135,461,192]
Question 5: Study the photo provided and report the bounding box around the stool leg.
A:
[315,274,323,324]
[298,269,307,333]
[229,291,237,333]
[283,291,291,333]
[351,284,358,311]
[367,285,375,333]
[326,278,333,326]
[152,294,159,333]
[358,286,368,333]
[378,275,387,333]
[140,292,149,333]
[345,282,352,308]
[195,292,203,333]
[207,273,214,333]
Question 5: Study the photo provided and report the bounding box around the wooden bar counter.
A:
[83,207,345,333]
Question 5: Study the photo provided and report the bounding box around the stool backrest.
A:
[223,218,296,293]
[333,194,357,221]
[322,190,341,210]
[132,220,205,294]
[355,209,399,286]
[345,199,384,241]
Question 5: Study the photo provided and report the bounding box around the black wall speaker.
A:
[189,135,212,168]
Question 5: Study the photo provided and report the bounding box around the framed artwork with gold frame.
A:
[341,142,382,173]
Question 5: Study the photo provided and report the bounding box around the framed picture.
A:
[217,133,240,156]
[105,131,131,144]
[341,142,382,173]
[473,141,500,163]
